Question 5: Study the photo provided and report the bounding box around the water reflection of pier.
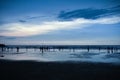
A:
[0,44,120,53]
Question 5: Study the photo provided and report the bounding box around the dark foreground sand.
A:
[0,60,120,80]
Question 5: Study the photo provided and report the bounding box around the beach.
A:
[0,60,120,80]
[0,45,120,80]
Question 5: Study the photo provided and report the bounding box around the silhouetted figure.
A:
[58,48,61,51]
[16,47,19,52]
[107,47,110,53]
[47,47,50,52]
[40,47,44,53]
[0,44,6,52]
[1,47,4,52]
[111,47,113,53]
[7,47,9,51]
[87,46,89,52]
[39,47,41,51]
[99,47,101,52]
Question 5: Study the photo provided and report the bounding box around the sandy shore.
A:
[0,60,120,80]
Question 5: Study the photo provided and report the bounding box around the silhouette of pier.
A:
[0,44,120,53]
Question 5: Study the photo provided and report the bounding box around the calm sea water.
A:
[0,48,120,64]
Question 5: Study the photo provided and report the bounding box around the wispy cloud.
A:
[17,15,56,24]
[18,20,27,23]
[58,6,120,20]
[58,9,108,20]
[0,16,120,37]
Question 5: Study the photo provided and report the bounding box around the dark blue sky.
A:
[0,0,120,45]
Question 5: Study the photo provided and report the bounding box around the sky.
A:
[0,0,120,45]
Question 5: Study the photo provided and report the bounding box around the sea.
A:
[0,45,120,64]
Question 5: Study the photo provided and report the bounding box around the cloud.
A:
[58,8,109,20]
[17,15,56,24]
[26,15,47,19]
[58,6,120,20]
[18,20,27,23]
[0,16,120,37]
[0,36,16,40]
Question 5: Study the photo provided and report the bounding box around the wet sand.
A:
[0,60,120,80]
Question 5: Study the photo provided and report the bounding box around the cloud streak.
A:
[0,16,120,37]
[58,6,120,20]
